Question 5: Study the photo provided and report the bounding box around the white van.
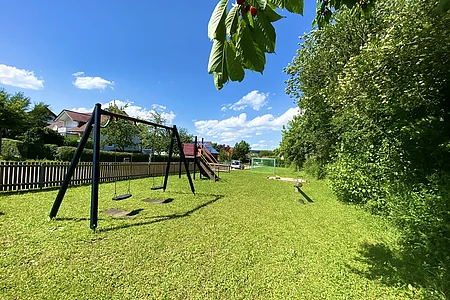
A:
[231,160,243,170]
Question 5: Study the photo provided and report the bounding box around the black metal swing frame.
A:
[49,103,195,229]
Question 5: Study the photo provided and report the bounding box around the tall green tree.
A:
[28,102,55,129]
[231,140,250,162]
[101,103,140,151]
[139,112,193,155]
[281,0,450,293]
[0,90,30,153]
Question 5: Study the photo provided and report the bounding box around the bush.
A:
[63,137,94,149]
[55,147,152,162]
[303,155,326,180]
[1,139,25,160]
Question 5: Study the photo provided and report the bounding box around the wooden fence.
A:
[0,161,195,192]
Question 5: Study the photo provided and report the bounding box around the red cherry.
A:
[236,0,245,5]
[250,6,258,16]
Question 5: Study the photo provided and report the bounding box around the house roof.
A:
[55,109,92,123]
[46,107,57,120]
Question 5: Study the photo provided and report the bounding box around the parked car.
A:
[231,160,243,170]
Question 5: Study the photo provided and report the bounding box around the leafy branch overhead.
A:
[207,0,373,90]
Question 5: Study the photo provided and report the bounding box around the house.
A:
[48,110,101,137]
[48,109,140,152]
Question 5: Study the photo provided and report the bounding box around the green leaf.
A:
[208,39,226,74]
[225,41,245,82]
[253,11,276,53]
[225,6,239,36]
[214,70,228,90]
[264,5,285,22]
[208,0,228,41]
[268,0,303,15]
[285,0,303,15]
[255,0,268,10]
[236,21,266,73]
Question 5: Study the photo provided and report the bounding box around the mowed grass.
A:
[0,168,420,299]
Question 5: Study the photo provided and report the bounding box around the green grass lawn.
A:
[0,168,430,299]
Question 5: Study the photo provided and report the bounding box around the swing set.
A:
[49,103,195,229]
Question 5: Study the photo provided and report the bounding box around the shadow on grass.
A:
[348,242,450,298]
[54,217,95,222]
[0,212,4,216]
[296,188,314,203]
[97,194,224,232]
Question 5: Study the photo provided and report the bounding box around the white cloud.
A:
[221,106,227,112]
[0,64,44,90]
[194,107,300,144]
[251,142,268,149]
[72,71,114,90]
[71,100,176,125]
[229,90,269,111]
[152,104,166,110]
[267,107,272,110]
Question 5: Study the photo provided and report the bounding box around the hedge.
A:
[54,147,181,162]
[1,139,25,160]
[63,137,94,149]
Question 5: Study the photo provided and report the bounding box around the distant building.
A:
[48,110,104,137]
[48,109,139,151]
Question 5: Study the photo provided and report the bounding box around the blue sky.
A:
[0,0,316,150]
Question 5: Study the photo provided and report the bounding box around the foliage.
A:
[63,136,94,149]
[0,168,426,298]
[231,140,250,162]
[281,0,450,295]
[0,138,25,160]
[23,127,65,146]
[27,102,55,129]
[258,149,273,157]
[207,0,376,89]
[0,90,30,152]
[101,103,140,151]
[138,111,193,155]
[55,146,150,162]
[218,148,230,162]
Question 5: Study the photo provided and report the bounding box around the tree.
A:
[218,148,230,162]
[231,140,250,162]
[28,102,55,129]
[0,89,30,153]
[207,0,374,90]
[281,1,450,293]
[101,103,140,151]
[139,111,171,154]
[258,150,273,157]
[139,111,193,154]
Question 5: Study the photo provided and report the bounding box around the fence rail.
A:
[0,161,194,192]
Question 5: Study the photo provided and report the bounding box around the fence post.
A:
[39,162,44,190]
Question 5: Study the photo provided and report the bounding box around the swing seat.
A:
[151,186,164,190]
[112,193,132,201]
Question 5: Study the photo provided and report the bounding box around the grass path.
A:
[0,169,418,299]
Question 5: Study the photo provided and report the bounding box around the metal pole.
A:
[193,136,197,180]
[49,113,94,219]
[90,103,102,230]
[163,129,176,191]
[174,126,195,194]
